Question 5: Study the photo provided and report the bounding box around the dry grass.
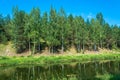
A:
[0,42,120,57]
[0,42,16,56]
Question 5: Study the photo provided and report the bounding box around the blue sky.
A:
[0,0,120,26]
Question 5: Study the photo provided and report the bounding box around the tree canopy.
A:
[0,7,120,54]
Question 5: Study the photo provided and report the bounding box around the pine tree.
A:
[0,14,7,43]
[57,8,66,53]
[29,8,41,54]
[41,12,49,51]
[91,19,100,51]
[67,14,74,47]
[112,25,120,49]
[96,13,105,48]
[104,23,112,49]
[12,7,26,53]
[49,6,59,53]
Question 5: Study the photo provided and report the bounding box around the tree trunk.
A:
[101,40,102,49]
[32,37,36,55]
[94,43,97,51]
[116,42,117,48]
[49,46,51,54]
[51,46,53,54]
[62,44,64,53]
[78,42,80,53]
[61,26,64,54]
[99,39,102,49]
[61,36,64,53]
[29,40,31,55]
[82,41,85,54]
[107,43,109,49]
[33,42,36,55]
[38,43,40,53]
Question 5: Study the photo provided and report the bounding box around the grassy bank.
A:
[0,53,120,66]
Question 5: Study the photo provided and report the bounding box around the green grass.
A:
[0,53,120,66]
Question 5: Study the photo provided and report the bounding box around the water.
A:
[0,61,120,80]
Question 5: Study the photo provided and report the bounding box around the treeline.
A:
[0,7,120,54]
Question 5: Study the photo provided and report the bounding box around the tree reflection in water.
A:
[0,61,120,80]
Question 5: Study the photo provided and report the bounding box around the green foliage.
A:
[0,14,9,43]
[12,7,27,53]
[0,6,120,54]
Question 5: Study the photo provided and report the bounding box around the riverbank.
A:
[0,52,120,66]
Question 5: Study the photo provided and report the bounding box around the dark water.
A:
[0,61,120,80]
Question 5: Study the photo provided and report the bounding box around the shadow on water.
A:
[0,61,120,80]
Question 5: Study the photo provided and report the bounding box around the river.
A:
[0,61,120,80]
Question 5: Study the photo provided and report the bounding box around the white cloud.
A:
[80,12,95,20]
[87,13,93,19]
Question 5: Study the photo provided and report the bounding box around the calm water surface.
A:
[0,61,120,80]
